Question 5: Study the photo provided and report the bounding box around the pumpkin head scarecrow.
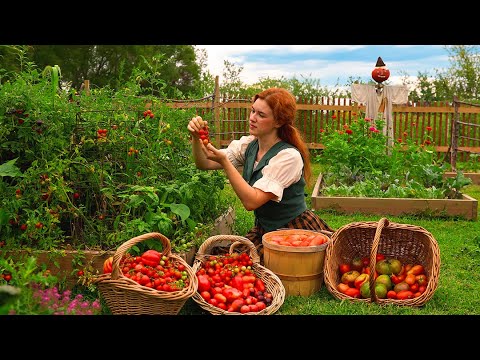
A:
[371,56,390,84]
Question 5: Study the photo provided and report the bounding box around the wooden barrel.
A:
[262,229,331,297]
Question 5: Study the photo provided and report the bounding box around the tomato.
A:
[405,273,416,285]
[350,257,364,272]
[4,274,12,282]
[341,270,360,287]
[77,270,84,276]
[141,249,161,267]
[396,290,413,300]
[376,253,386,262]
[407,264,424,276]
[240,305,250,313]
[103,256,113,273]
[344,287,361,298]
[387,290,397,299]
[416,274,428,286]
[362,257,370,267]
[354,273,369,289]
[409,283,419,292]
[339,263,351,274]
[337,283,350,294]
[256,301,266,311]
[213,293,227,304]
[390,273,406,285]
[254,278,266,292]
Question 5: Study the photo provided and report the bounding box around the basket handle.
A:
[367,218,389,303]
[111,232,172,280]
[195,234,261,264]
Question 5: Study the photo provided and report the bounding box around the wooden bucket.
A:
[262,229,331,297]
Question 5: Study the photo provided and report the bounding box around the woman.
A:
[187,87,333,259]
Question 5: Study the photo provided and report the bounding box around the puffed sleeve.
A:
[222,135,255,169]
[253,148,303,202]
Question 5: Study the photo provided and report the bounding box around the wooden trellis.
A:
[450,96,480,171]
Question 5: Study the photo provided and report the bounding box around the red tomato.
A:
[391,273,405,284]
[362,257,370,267]
[396,290,413,300]
[344,287,361,298]
[415,274,428,286]
[376,253,385,261]
[339,263,351,274]
[387,290,397,299]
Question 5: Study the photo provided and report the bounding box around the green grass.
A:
[179,162,480,315]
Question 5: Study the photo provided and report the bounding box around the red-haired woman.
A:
[187,87,333,260]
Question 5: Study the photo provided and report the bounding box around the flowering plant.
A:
[0,254,102,315]
[315,116,472,199]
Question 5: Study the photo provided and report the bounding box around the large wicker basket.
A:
[324,218,441,307]
[93,232,198,315]
[192,234,286,315]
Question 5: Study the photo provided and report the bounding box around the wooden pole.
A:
[451,96,459,172]
[83,80,90,96]
[213,76,220,148]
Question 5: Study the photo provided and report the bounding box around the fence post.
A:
[213,76,221,148]
[451,96,459,172]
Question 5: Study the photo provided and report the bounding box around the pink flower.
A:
[426,126,432,131]
[369,126,377,132]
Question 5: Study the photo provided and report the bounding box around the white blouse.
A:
[220,135,304,202]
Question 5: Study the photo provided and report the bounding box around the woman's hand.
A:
[187,115,207,140]
[201,142,228,167]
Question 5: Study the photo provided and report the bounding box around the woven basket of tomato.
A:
[324,218,441,307]
[192,234,286,315]
[92,232,198,315]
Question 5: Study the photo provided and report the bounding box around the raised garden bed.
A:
[0,207,235,289]
[312,174,478,220]
[443,172,480,185]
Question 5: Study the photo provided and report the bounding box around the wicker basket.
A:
[93,232,198,315]
[192,234,286,315]
[324,218,441,307]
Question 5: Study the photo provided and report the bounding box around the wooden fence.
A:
[161,78,480,163]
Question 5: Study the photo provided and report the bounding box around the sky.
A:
[195,45,452,92]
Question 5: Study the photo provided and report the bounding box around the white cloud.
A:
[195,45,450,89]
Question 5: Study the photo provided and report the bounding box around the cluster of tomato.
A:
[102,250,191,292]
[198,121,210,145]
[196,252,273,313]
[337,254,429,300]
[264,232,329,247]
[97,128,108,142]
[143,109,155,118]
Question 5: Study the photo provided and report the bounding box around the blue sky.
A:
[196,45,451,92]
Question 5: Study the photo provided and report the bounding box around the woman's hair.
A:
[253,87,312,184]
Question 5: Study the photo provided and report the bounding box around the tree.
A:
[28,45,201,97]
[433,45,480,102]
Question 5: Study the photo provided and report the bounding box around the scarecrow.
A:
[351,57,409,148]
